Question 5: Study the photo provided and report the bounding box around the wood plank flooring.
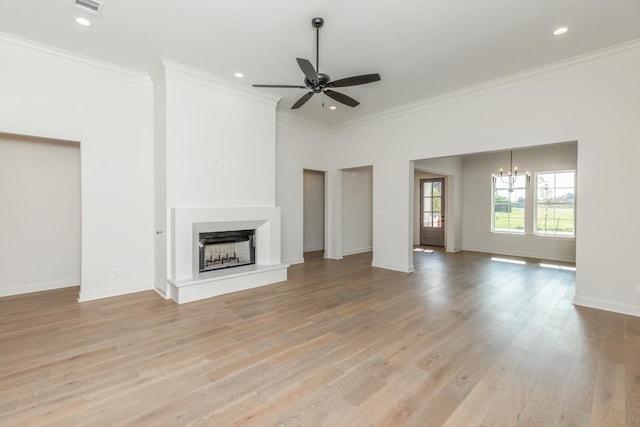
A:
[1,249,639,426]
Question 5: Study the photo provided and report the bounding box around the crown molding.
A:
[161,58,281,108]
[0,32,151,86]
[277,111,331,132]
[335,38,640,130]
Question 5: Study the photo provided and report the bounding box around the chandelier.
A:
[492,150,531,192]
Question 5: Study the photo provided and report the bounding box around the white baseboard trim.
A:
[303,247,325,253]
[446,248,463,253]
[284,258,305,265]
[153,286,169,299]
[371,261,415,273]
[325,255,344,260]
[343,247,373,256]
[78,282,152,302]
[0,278,78,298]
[573,295,640,318]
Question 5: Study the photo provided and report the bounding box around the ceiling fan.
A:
[253,17,381,109]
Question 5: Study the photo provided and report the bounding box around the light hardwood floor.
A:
[1,249,638,426]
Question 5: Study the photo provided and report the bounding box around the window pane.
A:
[423,182,432,196]
[424,213,432,227]
[536,171,575,237]
[432,181,441,197]
[433,213,442,228]
[433,197,441,212]
[555,172,574,188]
[492,175,526,234]
[423,197,431,211]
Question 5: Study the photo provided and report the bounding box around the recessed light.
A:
[75,17,91,26]
[553,27,568,36]
[234,72,244,78]
[329,105,337,110]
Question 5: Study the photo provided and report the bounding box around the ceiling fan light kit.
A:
[253,17,381,109]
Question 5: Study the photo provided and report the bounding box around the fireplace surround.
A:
[167,206,288,303]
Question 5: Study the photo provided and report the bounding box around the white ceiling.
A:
[1,0,640,126]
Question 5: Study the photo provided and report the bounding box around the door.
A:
[420,178,445,247]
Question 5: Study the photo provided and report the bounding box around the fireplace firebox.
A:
[198,229,255,273]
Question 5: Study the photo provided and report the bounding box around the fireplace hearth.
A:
[198,229,255,273]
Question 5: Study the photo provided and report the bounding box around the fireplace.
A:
[198,229,255,273]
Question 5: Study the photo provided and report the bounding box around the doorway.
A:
[303,169,325,254]
[420,178,445,247]
[0,133,81,297]
[342,166,373,255]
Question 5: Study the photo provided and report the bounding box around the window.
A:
[492,175,527,234]
[422,180,443,228]
[536,171,575,237]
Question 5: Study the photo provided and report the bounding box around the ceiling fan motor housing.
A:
[305,73,331,92]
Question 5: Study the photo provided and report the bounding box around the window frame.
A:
[534,169,576,238]
[491,174,527,235]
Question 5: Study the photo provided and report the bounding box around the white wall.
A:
[303,169,325,252]
[331,43,640,316]
[0,34,154,301]
[276,115,332,264]
[342,166,373,255]
[414,156,464,252]
[462,143,577,262]
[153,60,280,286]
[0,134,80,296]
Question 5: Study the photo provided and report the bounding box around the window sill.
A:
[488,231,576,242]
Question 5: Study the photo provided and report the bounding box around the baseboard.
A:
[0,278,78,298]
[78,282,152,302]
[573,295,640,318]
[283,258,305,265]
[343,247,373,256]
[446,247,463,253]
[325,255,344,260]
[153,286,169,299]
[371,261,415,273]
[303,247,325,253]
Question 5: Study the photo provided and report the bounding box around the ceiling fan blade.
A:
[328,73,381,88]
[253,84,306,88]
[291,92,314,109]
[296,58,318,84]
[324,89,360,107]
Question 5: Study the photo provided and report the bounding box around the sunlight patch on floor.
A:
[491,257,526,265]
[540,263,576,271]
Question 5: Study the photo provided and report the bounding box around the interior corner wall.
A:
[276,116,332,264]
[0,135,80,296]
[462,143,577,262]
[342,166,373,255]
[0,36,155,301]
[330,44,640,317]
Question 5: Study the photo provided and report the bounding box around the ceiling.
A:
[1,0,639,126]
